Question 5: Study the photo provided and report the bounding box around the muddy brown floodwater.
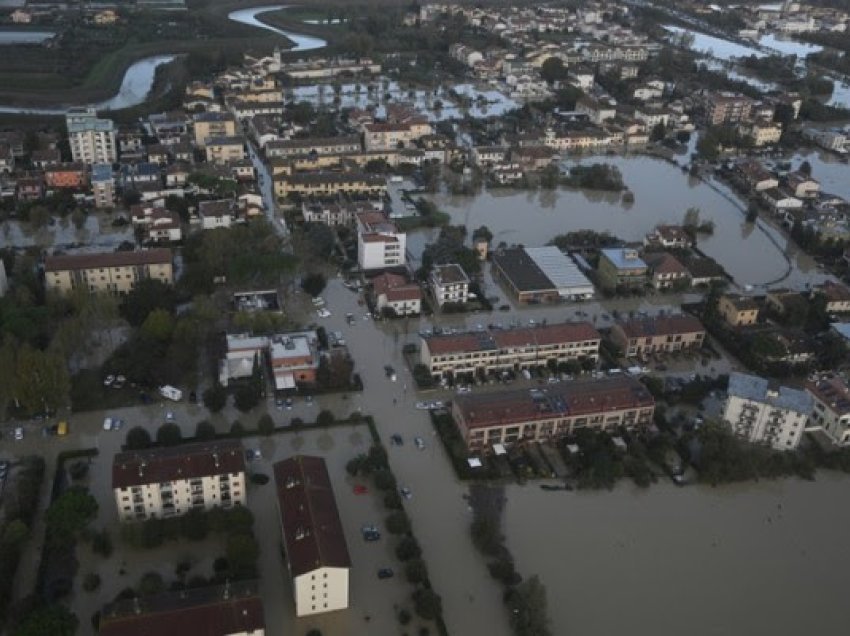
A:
[504,475,850,636]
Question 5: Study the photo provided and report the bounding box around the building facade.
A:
[452,377,655,451]
[193,112,238,147]
[609,315,705,357]
[806,373,850,446]
[421,322,600,380]
[723,372,811,451]
[273,456,351,617]
[356,211,406,270]
[372,272,422,316]
[430,263,470,307]
[598,248,648,290]
[66,108,117,165]
[44,249,173,295]
[112,441,246,522]
[718,295,760,326]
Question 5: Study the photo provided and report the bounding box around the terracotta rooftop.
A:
[616,314,705,339]
[454,376,654,429]
[45,248,172,272]
[112,440,245,490]
[273,456,351,578]
[99,582,263,636]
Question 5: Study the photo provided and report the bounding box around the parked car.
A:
[390,434,403,446]
[377,568,394,579]
[399,486,412,500]
[103,417,113,431]
[361,525,381,541]
[414,436,425,450]
[103,375,115,387]
[14,427,23,441]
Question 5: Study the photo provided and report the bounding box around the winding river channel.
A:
[0,5,327,115]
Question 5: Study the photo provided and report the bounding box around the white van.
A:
[159,385,183,401]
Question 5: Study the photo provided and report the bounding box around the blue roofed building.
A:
[598,247,648,291]
[90,163,114,209]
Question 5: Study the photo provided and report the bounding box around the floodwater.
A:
[788,150,850,201]
[665,25,766,60]
[288,80,518,121]
[0,29,54,45]
[1,214,134,250]
[504,475,850,636]
[421,154,824,288]
[227,5,328,51]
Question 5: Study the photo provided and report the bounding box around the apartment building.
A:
[44,248,173,295]
[609,315,705,357]
[273,172,386,199]
[205,136,246,164]
[421,322,600,380]
[301,198,381,226]
[66,107,117,165]
[265,136,362,158]
[819,280,850,313]
[199,200,236,229]
[703,92,755,125]
[723,372,811,450]
[718,294,760,326]
[112,440,246,522]
[430,263,470,307]
[372,272,422,316]
[806,373,850,446]
[99,583,265,636]
[363,120,433,151]
[269,331,320,390]
[273,456,351,617]
[91,163,115,208]
[356,211,406,270]
[193,112,238,147]
[452,377,655,451]
[598,248,648,291]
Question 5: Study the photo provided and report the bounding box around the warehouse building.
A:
[491,246,594,303]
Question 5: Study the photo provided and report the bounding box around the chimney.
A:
[133,597,141,615]
[213,452,220,469]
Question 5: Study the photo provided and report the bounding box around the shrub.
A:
[316,410,335,426]
[82,573,101,592]
[395,536,421,561]
[68,461,89,481]
[125,426,152,450]
[250,473,269,485]
[155,423,182,447]
[386,511,411,535]
[404,559,429,585]
[138,571,165,597]
[203,383,227,413]
[91,529,113,558]
[257,414,275,436]
[413,588,443,620]
[194,420,216,440]
[398,608,412,625]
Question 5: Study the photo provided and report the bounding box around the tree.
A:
[194,420,216,440]
[374,469,397,491]
[316,410,335,426]
[385,511,411,535]
[138,571,165,596]
[45,487,98,548]
[540,57,568,84]
[156,423,182,446]
[180,509,210,541]
[257,414,275,436]
[650,122,666,142]
[413,588,443,620]
[140,309,175,342]
[799,160,812,176]
[120,279,176,327]
[471,225,493,244]
[301,272,327,298]
[226,534,260,577]
[302,223,336,259]
[404,558,428,585]
[13,604,78,636]
[203,383,227,413]
[507,575,551,636]
[126,426,152,450]
[234,384,260,412]
[12,344,70,415]
[395,535,421,561]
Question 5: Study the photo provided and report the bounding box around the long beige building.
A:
[420,322,600,380]
[609,315,706,357]
[273,456,351,617]
[273,172,386,199]
[112,440,246,522]
[44,248,173,295]
[452,377,655,451]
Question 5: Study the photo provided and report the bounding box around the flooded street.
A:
[422,155,825,288]
[504,475,850,636]
[1,214,134,250]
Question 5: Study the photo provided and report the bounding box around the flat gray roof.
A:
[525,246,594,297]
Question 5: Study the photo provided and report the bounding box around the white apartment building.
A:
[356,211,406,270]
[112,441,246,522]
[429,263,470,307]
[66,107,117,165]
[806,373,850,446]
[723,372,812,451]
[274,456,351,617]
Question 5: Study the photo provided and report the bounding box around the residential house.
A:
[644,224,693,249]
[193,112,238,147]
[452,376,654,451]
[44,248,173,295]
[597,248,647,291]
[610,315,705,357]
[205,136,245,164]
[112,440,246,522]
[16,175,44,201]
[718,294,760,327]
[737,159,779,191]
[144,209,183,244]
[806,373,850,446]
[643,252,690,290]
[273,456,351,617]
[199,200,236,230]
[723,372,811,450]
[372,272,422,316]
[785,171,820,199]
[702,92,755,125]
[430,264,471,307]
[269,331,321,390]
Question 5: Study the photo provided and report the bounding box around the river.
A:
[0,6,327,114]
[418,154,825,289]
[505,474,850,636]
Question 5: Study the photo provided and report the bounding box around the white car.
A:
[103,417,113,431]
[103,375,115,387]
[317,308,331,318]
[14,427,24,441]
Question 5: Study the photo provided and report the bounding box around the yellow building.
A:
[193,112,238,147]
[204,136,246,164]
[718,294,760,326]
[273,172,386,199]
[45,249,173,295]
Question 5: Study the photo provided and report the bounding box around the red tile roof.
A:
[455,376,654,430]
[373,272,421,302]
[112,440,245,490]
[273,456,351,578]
[45,248,172,273]
[616,314,705,339]
[99,582,264,636]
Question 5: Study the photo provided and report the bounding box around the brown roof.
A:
[99,582,264,636]
[273,456,351,578]
[454,376,655,430]
[45,248,172,273]
[722,294,759,311]
[425,322,600,356]
[644,252,688,276]
[616,314,705,339]
[806,373,850,415]
[373,272,421,301]
[112,440,245,490]
[821,280,850,303]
